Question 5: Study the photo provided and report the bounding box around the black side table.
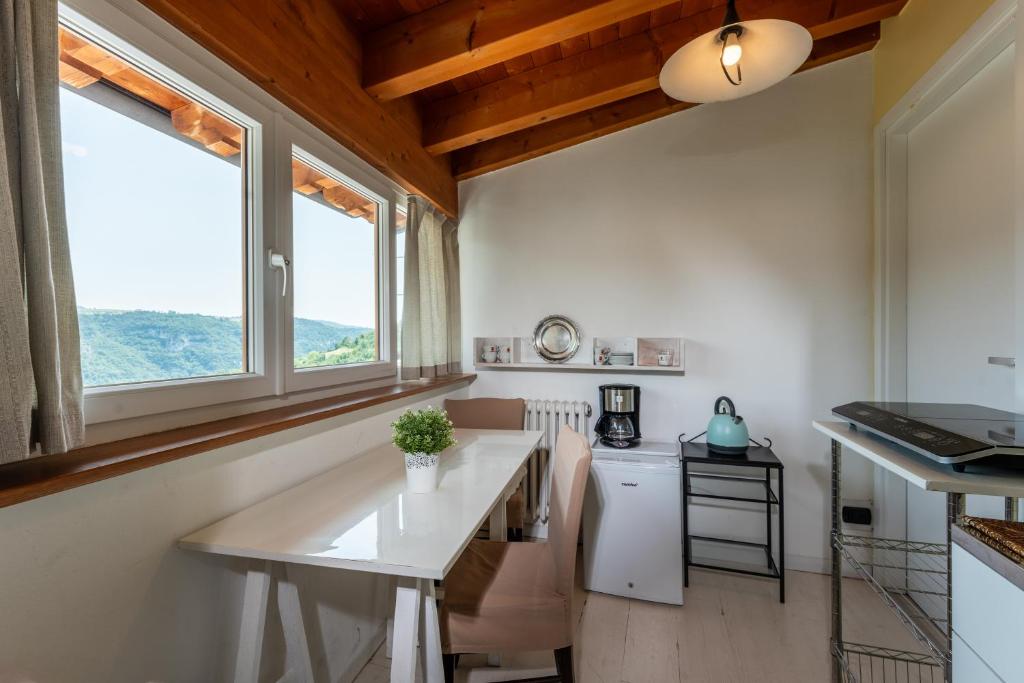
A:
[681,442,785,603]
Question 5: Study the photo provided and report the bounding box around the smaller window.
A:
[291,153,381,370]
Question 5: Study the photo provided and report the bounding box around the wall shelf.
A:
[474,362,685,375]
[473,335,685,374]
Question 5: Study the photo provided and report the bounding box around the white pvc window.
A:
[58,1,400,424]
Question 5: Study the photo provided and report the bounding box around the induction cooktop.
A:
[832,402,1024,470]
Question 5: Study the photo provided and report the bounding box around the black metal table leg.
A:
[682,457,689,588]
[830,439,843,682]
[778,466,785,604]
[945,492,964,683]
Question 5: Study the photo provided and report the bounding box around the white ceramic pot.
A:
[404,452,440,493]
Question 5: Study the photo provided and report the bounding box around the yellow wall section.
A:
[874,0,998,121]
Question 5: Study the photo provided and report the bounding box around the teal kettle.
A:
[707,396,749,454]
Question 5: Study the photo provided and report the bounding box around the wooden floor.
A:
[353,565,932,683]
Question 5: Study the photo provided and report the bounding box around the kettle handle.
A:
[714,396,736,417]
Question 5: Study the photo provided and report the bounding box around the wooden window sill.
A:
[0,374,476,509]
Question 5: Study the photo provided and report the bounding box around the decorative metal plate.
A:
[533,315,581,363]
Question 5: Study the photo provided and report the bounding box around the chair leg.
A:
[442,653,456,683]
[553,646,574,683]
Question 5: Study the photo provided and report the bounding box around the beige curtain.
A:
[401,196,461,380]
[0,0,84,463]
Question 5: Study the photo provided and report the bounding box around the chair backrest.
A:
[444,397,525,430]
[547,424,593,598]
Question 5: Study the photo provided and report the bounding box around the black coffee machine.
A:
[595,384,641,448]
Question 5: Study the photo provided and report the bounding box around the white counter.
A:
[813,420,1024,497]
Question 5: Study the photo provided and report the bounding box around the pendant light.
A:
[658,0,812,104]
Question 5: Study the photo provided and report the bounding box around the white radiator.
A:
[523,399,592,528]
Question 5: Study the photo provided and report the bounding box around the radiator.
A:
[523,399,592,525]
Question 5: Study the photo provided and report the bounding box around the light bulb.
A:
[721,31,742,67]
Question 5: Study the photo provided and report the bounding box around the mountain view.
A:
[78,308,374,386]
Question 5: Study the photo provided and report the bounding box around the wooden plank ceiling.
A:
[336,0,906,180]
[137,0,905,215]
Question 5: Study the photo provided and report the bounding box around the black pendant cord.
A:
[723,0,741,26]
[719,0,743,86]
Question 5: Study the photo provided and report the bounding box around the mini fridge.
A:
[582,439,683,605]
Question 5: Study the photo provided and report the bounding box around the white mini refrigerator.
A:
[583,439,683,605]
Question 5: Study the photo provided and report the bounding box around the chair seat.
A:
[441,540,572,654]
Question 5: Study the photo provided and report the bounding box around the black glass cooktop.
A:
[832,401,1024,463]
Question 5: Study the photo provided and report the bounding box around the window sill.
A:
[0,373,475,509]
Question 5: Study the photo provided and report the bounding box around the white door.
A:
[903,44,1015,619]
[907,43,1016,414]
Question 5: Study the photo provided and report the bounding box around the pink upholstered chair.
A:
[439,425,593,683]
[444,397,528,541]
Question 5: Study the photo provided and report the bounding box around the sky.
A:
[60,87,378,329]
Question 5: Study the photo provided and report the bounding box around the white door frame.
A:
[872,0,1016,539]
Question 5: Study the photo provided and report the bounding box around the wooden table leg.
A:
[235,561,271,683]
[420,579,445,683]
[385,576,397,659]
[489,492,509,542]
[277,563,316,682]
[487,489,510,667]
[391,579,423,683]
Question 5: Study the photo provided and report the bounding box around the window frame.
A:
[59,0,402,426]
[277,120,398,394]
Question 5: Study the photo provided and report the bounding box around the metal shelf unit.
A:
[682,442,785,603]
[830,439,958,683]
[833,642,943,683]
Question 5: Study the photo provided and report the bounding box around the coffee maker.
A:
[595,384,641,448]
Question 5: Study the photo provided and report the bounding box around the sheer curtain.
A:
[400,196,461,380]
[0,0,84,463]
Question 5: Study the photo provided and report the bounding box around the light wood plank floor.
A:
[354,567,934,683]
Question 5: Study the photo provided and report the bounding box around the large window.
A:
[56,7,399,424]
[59,25,251,388]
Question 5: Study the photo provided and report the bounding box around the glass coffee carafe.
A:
[602,413,637,448]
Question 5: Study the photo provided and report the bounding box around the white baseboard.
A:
[339,622,387,683]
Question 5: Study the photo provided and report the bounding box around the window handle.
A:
[268,250,290,297]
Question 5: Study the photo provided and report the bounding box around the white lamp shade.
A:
[659,19,812,104]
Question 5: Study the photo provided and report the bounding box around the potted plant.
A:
[392,407,457,493]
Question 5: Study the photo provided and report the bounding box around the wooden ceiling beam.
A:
[451,23,881,180]
[425,0,905,155]
[363,0,682,101]
[137,0,459,217]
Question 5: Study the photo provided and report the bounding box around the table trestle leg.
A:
[392,579,423,683]
[277,563,315,682]
[235,561,272,683]
[420,579,445,683]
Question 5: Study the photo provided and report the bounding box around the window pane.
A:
[59,26,248,387]
[396,208,407,340]
[292,154,379,369]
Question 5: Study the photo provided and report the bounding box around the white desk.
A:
[179,428,543,683]
[815,420,1024,682]
[813,420,1024,497]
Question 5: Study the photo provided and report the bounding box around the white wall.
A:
[459,55,876,571]
[0,384,468,683]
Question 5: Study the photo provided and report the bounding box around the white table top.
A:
[179,429,543,580]
[814,420,1024,497]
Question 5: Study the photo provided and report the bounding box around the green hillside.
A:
[78,308,372,386]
